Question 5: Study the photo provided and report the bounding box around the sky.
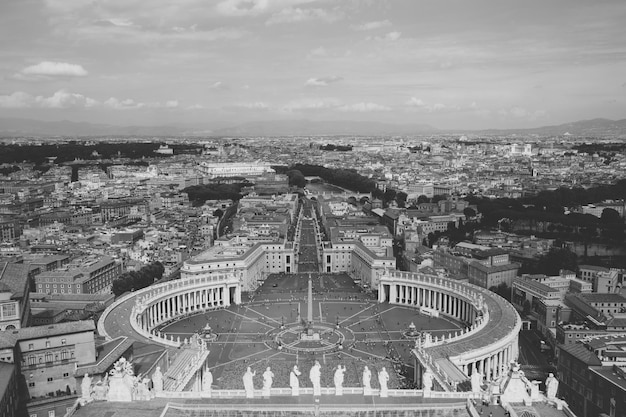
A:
[0,0,625,130]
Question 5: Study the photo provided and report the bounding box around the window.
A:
[61,339,66,345]
[29,343,34,350]
[45,341,51,348]
[28,382,35,387]
[63,372,69,378]
[47,377,53,382]
[48,411,55,417]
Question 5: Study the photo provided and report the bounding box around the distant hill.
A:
[470,118,626,137]
[211,120,436,136]
[1,116,625,138]
[0,117,194,137]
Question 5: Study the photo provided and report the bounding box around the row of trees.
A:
[183,182,250,206]
[112,262,165,296]
[0,143,180,165]
[277,164,411,208]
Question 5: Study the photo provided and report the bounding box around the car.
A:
[272,284,278,287]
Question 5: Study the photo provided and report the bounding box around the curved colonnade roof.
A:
[426,285,519,361]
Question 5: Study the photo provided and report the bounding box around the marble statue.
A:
[290,365,301,396]
[92,378,108,401]
[151,366,163,394]
[203,369,213,395]
[80,373,92,403]
[243,367,255,398]
[262,367,274,397]
[334,365,346,396]
[471,371,483,393]
[378,367,389,398]
[422,369,433,393]
[107,357,134,402]
[545,373,559,400]
[362,366,372,396]
[309,360,321,396]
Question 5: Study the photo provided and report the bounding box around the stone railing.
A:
[157,387,425,398]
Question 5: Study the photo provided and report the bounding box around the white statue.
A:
[92,379,108,401]
[309,360,321,396]
[262,367,274,397]
[151,367,163,394]
[378,367,389,398]
[243,367,255,398]
[545,373,559,399]
[362,366,372,396]
[290,365,301,396]
[203,369,213,395]
[471,371,483,393]
[80,373,92,402]
[334,365,346,396]
[422,369,433,393]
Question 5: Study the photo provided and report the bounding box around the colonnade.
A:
[137,284,241,332]
[381,283,476,323]
[461,342,519,381]
[379,270,521,390]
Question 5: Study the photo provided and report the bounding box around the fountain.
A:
[198,322,218,342]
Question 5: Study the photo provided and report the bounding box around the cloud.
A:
[216,0,317,17]
[351,20,391,31]
[406,97,427,108]
[15,61,88,80]
[266,7,343,25]
[93,18,135,27]
[307,46,328,59]
[304,76,343,87]
[281,98,342,112]
[209,81,226,90]
[0,90,97,109]
[225,102,270,111]
[405,97,456,112]
[367,31,402,42]
[104,97,145,110]
[338,102,391,112]
[497,106,547,120]
[216,0,272,16]
[384,31,401,41]
[104,97,179,110]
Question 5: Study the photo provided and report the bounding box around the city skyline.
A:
[1,0,625,130]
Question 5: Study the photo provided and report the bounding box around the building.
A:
[181,236,295,292]
[34,256,122,295]
[467,249,519,289]
[0,262,33,331]
[0,362,19,417]
[558,334,626,417]
[197,162,274,178]
[0,321,96,417]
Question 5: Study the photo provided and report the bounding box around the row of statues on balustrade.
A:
[242,361,394,398]
[81,357,560,404]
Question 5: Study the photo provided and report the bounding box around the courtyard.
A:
[159,273,463,392]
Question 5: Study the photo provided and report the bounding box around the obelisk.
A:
[307,273,314,327]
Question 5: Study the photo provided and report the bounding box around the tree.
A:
[285,170,306,188]
[536,248,578,276]
[601,208,621,224]
[213,208,224,218]
[395,191,408,208]
[463,207,476,219]
[417,195,429,204]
